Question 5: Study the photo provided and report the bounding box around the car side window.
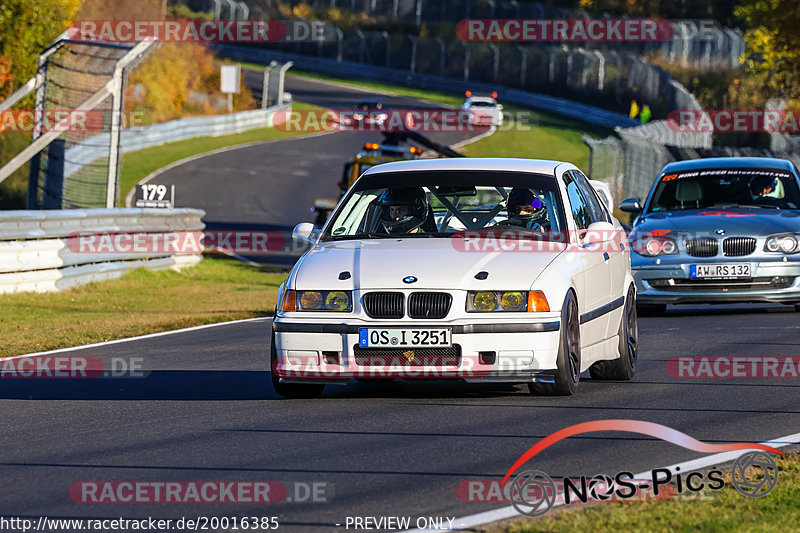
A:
[563,173,591,230]
[570,170,610,223]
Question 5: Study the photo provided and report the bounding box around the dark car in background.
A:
[621,157,800,314]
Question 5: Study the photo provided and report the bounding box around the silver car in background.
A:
[621,157,800,314]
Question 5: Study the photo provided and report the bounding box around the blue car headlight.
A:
[765,234,800,254]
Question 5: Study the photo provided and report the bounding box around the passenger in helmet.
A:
[502,188,548,230]
[377,187,429,234]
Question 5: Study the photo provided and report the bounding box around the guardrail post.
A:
[415,0,422,27]
[392,0,399,19]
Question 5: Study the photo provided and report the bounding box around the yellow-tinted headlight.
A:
[299,291,323,310]
[473,291,498,312]
[500,291,526,311]
[325,291,350,311]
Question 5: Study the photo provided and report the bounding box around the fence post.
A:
[408,36,417,73]
[415,0,422,27]
[593,50,605,91]
[489,43,499,82]
[357,30,366,63]
[517,46,528,87]
[382,31,391,67]
[436,37,446,76]
[336,27,344,62]
[463,42,470,80]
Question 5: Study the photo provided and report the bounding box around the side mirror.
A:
[292,222,316,244]
[619,197,643,213]
[583,221,617,245]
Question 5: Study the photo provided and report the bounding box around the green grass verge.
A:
[118,100,323,206]
[498,452,800,533]
[0,256,284,357]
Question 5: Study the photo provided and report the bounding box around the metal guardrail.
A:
[0,208,205,294]
[214,44,638,129]
[62,103,291,179]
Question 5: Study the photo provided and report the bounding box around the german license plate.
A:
[690,264,751,279]
[359,328,451,348]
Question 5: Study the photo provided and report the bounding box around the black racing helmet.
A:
[377,187,429,234]
[507,188,547,223]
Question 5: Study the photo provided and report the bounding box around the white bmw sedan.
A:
[271,158,637,398]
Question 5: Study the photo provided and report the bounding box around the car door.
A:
[571,170,627,337]
[563,171,612,347]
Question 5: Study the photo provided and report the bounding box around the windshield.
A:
[322,170,566,240]
[647,168,800,212]
[469,100,496,107]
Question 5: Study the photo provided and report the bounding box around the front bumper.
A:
[633,259,800,304]
[272,318,561,384]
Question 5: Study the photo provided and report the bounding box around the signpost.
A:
[220,64,241,114]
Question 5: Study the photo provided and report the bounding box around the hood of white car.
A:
[293,237,566,290]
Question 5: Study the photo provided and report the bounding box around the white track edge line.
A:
[402,431,800,532]
[4,317,272,360]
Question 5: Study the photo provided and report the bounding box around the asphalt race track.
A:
[5,77,799,531]
[144,74,484,266]
[1,306,799,530]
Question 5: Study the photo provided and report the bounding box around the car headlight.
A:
[353,112,364,120]
[375,113,388,121]
[283,290,353,312]
[765,234,800,254]
[631,236,678,257]
[467,291,549,312]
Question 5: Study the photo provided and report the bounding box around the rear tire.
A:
[637,303,666,317]
[271,330,325,399]
[795,304,800,312]
[590,286,638,381]
[529,291,581,396]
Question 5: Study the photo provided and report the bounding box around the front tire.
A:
[529,291,581,396]
[794,304,800,312]
[590,286,638,381]
[271,330,325,399]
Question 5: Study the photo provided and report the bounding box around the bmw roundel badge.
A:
[403,276,418,284]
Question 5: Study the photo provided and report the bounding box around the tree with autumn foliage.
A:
[0,0,82,98]
[735,0,800,105]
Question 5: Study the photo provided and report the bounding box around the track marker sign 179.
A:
[135,183,174,208]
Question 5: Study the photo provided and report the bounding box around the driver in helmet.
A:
[377,187,429,234]
[503,188,548,230]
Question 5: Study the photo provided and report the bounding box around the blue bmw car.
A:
[621,157,800,314]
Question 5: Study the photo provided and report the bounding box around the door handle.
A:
[603,252,610,261]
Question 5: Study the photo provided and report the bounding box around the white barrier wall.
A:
[0,208,205,294]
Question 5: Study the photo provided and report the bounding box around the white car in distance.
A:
[461,91,504,126]
[272,158,637,398]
